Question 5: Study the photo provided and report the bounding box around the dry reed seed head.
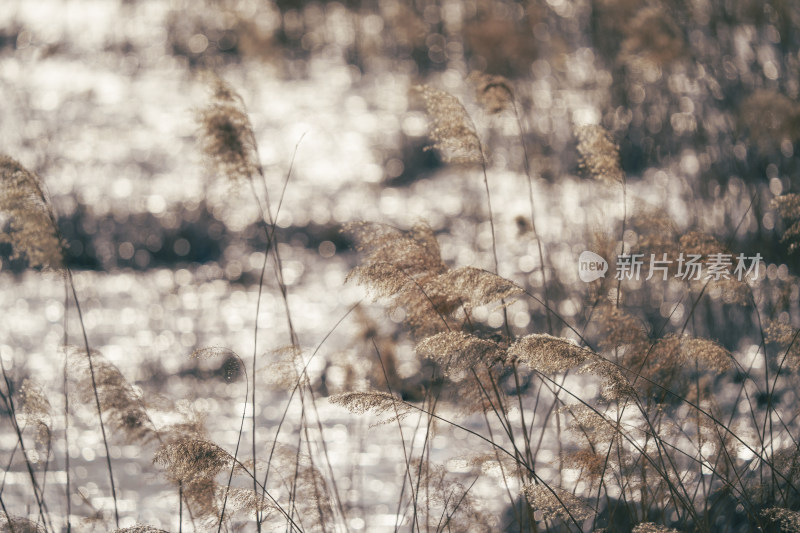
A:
[762,508,800,533]
[772,193,800,253]
[198,79,259,184]
[631,523,681,533]
[69,348,157,443]
[191,346,243,382]
[765,320,800,372]
[462,452,521,477]
[0,156,63,270]
[620,6,685,67]
[575,124,624,184]
[329,390,411,425]
[562,404,620,445]
[19,378,52,449]
[580,357,636,401]
[521,484,592,522]
[112,525,169,533]
[740,90,800,148]
[416,331,503,376]
[344,221,447,279]
[772,446,800,481]
[680,337,733,371]
[594,305,650,351]
[181,478,222,521]
[509,334,591,374]
[154,436,234,484]
[226,487,277,518]
[426,266,523,309]
[415,85,483,165]
[19,378,51,419]
[0,514,45,533]
[470,72,514,114]
[261,345,308,388]
[678,230,726,257]
[561,449,607,482]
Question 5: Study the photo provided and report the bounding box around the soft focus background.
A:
[1,0,799,530]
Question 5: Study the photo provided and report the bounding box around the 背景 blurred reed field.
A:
[2,0,800,531]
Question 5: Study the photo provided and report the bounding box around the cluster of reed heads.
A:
[1,72,800,533]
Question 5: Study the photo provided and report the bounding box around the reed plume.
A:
[772,193,800,253]
[575,124,625,184]
[0,156,63,269]
[197,78,260,184]
[415,85,483,165]
[71,348,158,445]
[0,513,45,533]
[520,483,592,522]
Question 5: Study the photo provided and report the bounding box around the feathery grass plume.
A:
[772,193,800,253]
[329,390,411,425]
[197,77,259,184]
[580,357,636,400]
[71,348,157,444]
[345,221,447,280]
[740,90,800,150]
[0,513,45,533]
[19,378,52,443]
[411,460,493,531]
[620,6,685,67]
[762,508,800,532]
[416,331,503,377]
[679,230,726,257]
[191,346,243,382]
[521,483,592,522]
[0,156,63,269]
[561,449,607,484]
[469,72,514,114]
[112,525,169,533]
[261,345,307,389]
[593,305,649,352]
[562,405,620,446]
[575,124,624,184]
[679,336,733,371]
[462,452,521,478]
[509,334,591,374]
[344,221,452,334]
[632,523,681,533]
[427,266,523,309]
[630,207,681,267]
[154,436,234,485]
[764,320,800,372]
[415,85,483,164]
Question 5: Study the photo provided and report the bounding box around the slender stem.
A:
[66,269,119,528]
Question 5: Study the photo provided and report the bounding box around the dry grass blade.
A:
[509,334,591,373]
[0,156,63,269]
[415,85,483,164]
[416,331,502,376]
